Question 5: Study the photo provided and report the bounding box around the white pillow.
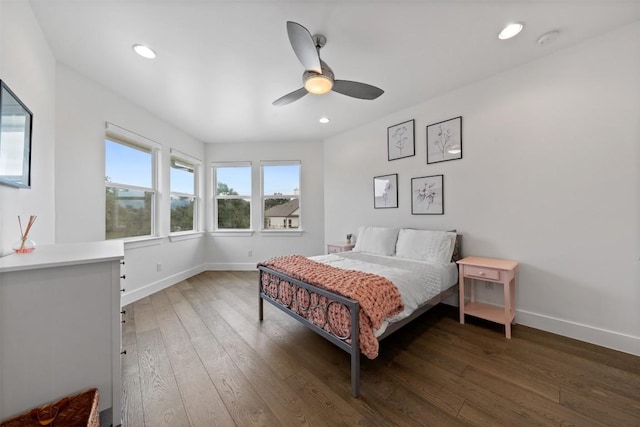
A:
[395,229,456,264]
[353,226,400,256]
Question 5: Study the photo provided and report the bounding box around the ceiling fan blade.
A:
[332,80,384,100]
[287,21,321,73]
[272,87,308,106]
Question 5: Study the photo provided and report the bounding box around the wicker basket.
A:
[1,388,99,427]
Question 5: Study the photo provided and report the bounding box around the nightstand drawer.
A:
[327,242,355,254]
[464,265,500,281]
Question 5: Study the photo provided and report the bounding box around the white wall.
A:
[0,1,56,256]
[205,141,325,269]
[55,64,207,305]
[324,23,640,356]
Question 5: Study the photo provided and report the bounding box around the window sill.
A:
[209,230,254,237]
[123,236,164,249]
[169,231,205,242]
[259,229,304,237]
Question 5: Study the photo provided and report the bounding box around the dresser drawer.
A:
[464,265,500,281]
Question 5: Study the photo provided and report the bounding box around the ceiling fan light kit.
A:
[273,21,384,106]
[305,74,333,95]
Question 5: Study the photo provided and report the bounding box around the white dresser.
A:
[0,241,124,426]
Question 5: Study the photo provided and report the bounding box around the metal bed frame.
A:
[258,265,458,397]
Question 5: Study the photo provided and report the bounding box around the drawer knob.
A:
[121,288,126,293]
[121,350,127,356]
[120,274,126,279]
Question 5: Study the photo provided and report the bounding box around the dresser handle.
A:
[120,260,125,265]
[121,310,126,315]
[121,319,126,324]
[120,274,126,279]
[121,350,127,356]
[121,288,126,293]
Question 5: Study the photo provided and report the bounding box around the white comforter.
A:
[310,251,458,336]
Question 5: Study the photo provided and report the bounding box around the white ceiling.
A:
[30,1,640,144]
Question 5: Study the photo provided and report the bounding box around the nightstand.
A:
[457,256,519,338]
[327,242,355,254]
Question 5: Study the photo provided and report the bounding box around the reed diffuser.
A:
[13,215,37,254]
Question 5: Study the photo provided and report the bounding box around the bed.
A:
[257,226,461,397]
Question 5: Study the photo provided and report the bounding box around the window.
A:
[105,138,156,239]
[213,163,251,230]
[170,151,199,233]
[261,162,301,230]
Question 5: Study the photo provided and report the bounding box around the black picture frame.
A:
[426,116,462,164]
[0,80,33,188]
[411,174,444,215]
[373,173,398,209]
[387,119,415,161]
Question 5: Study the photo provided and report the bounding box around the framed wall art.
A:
[373,173,398,209]
[411,174,444,215]
[387,119,415,161]
[0,80,33,188]
[426,116,462,164]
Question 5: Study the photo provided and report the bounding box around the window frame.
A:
[169,148,201,235]
[105,122,161,241]
[212,161,252,233]
[260,160,302,234]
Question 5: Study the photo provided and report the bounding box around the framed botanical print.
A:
[411,174,444,215]
[373,174,398,209]
[387,119,415,161]
[426,116,462,164]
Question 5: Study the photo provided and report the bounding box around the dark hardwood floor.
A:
[121,271,640,426]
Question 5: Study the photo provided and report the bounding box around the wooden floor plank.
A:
[136,328,190,426]
[121,271,640,427]
[152,298,235,427]
[121,304,145,427]
[202,304,327,426]
[462,366,606,426]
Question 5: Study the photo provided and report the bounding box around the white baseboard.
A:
[516,309,640,357]
[204,262,257,271]
[444,300,640,356]
[121,264,207,306]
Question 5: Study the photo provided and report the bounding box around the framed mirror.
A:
[0,80,33,188]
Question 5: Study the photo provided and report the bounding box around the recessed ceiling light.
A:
[537,30,560,46]
[319,117,330,124]
[498,22,524,40]
[132,44,157,59]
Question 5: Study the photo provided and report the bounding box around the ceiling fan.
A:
[272,21,384,106]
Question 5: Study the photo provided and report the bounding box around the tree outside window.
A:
[170,157,197,233]
[105,139,155,239]
[214,164,251,230]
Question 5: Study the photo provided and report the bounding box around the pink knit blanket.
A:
[259,255,404,358]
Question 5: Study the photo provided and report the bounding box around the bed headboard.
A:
[451,234,463,263]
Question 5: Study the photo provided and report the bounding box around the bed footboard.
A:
[258,266,361,397]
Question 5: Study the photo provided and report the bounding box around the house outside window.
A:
[105,137,157,239]
[213,162,251,230]
[170,150,199,233]
[261,161,301,230]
